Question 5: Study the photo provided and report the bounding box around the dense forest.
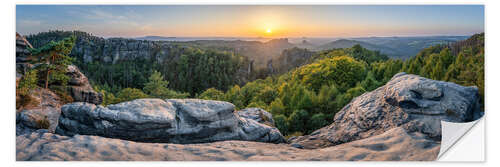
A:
[26,31,250,98]
[24,31,484,138]
[197,33,484,137]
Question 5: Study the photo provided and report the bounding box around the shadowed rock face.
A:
[290,72,482,149]
[66,65,103,105]
[55,99,285,144]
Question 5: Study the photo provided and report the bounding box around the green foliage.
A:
[30,35,75,89]
[78,47,245,97]
[287,110,309,133]
[35,116,51,129]
[197,88,225,101]
[269,98,285,115]
[223,85,245,109]
[292,56,366,92]
[200,45,400,135]
[308,113,328,133]
[273,114,288,135]
[247,101,268,110]
[115,88,149,102]
[402,33,484,109]
[26,31,484,137]
[17,69,38,96]
[252,86,278,105]
[49,85,74,104]
[361,71,382,91]
[92,85,120,106]
[316,85,339,117]
[143,71,189,99]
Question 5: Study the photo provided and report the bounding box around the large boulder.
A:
[55,99,285,144]
[65,65,103,105]
[290,72,483,149]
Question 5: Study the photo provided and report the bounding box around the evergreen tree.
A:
[30,36,75,89]
[143,71,189,99]
[116,88,149,102]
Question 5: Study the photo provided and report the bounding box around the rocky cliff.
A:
[26,31,294,68]
[16,33,103,134]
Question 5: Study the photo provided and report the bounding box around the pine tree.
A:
[30,36,76,89]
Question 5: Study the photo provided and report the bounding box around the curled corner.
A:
[437,116,484,159]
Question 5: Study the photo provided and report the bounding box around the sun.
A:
[266,28,272,33]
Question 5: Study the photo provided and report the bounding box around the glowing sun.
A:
[266,28,272,33]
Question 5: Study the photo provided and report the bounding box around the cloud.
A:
[86,9,127,20]
[17,19,42,27]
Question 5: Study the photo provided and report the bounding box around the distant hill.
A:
[351,36,469,59]
[294,40,316,50]
[315,39,402,58]
[313,35,469,59]
[135,36,177,41]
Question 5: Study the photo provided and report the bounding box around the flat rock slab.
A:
[56,99,284,144]
[17,127,439,161]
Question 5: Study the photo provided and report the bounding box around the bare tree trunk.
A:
[45,70,50,89]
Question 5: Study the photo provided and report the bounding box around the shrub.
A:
[16,94,39,110]
[36,116,50,129]
[49,85,73,104]
[273,114,288,135]
[284,131,303,140]
[115,88,149,103]
[308,113,328,133]
[269,98,285,115]
[198,88,225,101]
[287,110,309,133]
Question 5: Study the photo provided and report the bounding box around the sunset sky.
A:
[16,5,484,38]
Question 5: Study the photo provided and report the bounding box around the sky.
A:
[16,5,484,38]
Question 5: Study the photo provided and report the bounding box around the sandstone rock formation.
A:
[289,72,483,149]
[55,99,285,144]
[16,32,102,135]
[237,108,275,126]
[17,127,439,161]
[16,89,62,135]
[16,32,33,63]
[16,32,102,105]
[16,32,33,76]
[65,65,103,105]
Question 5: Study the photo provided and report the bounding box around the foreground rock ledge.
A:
[290,72,483,149]
[17,127,439,161]
[55,99,285,144]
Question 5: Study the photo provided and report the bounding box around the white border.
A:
[2,0,497,166]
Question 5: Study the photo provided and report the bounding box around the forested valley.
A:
[22,31,484,138]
